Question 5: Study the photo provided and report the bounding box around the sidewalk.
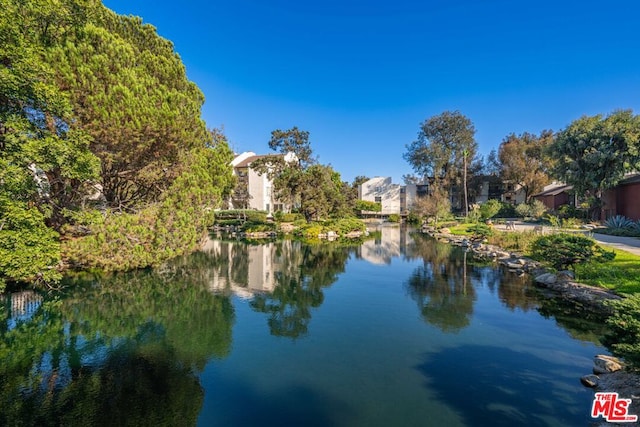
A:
[502,221,640,256]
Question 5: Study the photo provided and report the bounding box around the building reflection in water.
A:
[358,224,411,265]
[201,238,301,298]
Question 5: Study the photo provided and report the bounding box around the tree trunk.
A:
[463,153,468,217]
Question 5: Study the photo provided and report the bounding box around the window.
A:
[375,196,382,203]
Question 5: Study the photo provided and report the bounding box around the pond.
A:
[0,226,610,426]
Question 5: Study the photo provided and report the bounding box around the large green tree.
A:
[549,110,640,217]
[498,130,553,202]
[404,111,478,215]
[1,0,235,284]
[252,127,348,221]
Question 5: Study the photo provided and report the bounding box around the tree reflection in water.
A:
[0,253,235,426]
[405,234,476,333]
[250,243,357,338]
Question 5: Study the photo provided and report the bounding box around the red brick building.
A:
[602,174,640,221]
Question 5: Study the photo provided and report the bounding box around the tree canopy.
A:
[498,130,553,202]
[549,110,640,214]
[0,0,235,286]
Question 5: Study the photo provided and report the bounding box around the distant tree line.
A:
[404,109,640,220]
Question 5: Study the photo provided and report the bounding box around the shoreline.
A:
[421,226,640,419]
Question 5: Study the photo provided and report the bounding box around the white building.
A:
[230,151,294,213]
[358,177,402,215]
[358,177,428,216]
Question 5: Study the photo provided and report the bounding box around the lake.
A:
[0,226,608,426]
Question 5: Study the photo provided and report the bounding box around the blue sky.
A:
[103,0,640,183]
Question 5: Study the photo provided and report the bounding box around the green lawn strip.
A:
[574,248,640,294]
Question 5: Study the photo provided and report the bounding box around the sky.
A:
[102,0,640,184]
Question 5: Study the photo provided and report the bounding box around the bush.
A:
[480,199,501,220]
[604,295,640,369]
[605,215,635,230]
[387,214,400,223]
[466,224,493,239]
[274,211,303,222]
[242,221,276,233]
[495,202,516,218]
[215,209,268,223]
[515,203,530,218]
[515,200,547,219]
[530,233,615,270]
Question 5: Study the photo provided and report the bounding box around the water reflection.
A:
[0,230,611,426]
[0,257,234,426]
[359,225,413,264]
[203,238,357,338]
[405,235,476,332]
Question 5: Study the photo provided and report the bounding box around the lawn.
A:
[574,248,640,295]
[442,224,640,294]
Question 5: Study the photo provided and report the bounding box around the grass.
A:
[447,224,539,253]
[574,248,640,294]
[438,224,640,294]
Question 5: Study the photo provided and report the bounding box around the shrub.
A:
[515,203,530,218]
[274,211,302,222]
[604,295,640,370]
[480,199,502,220]
[387,214,400,223]
[495,202,516,218]
[242,221,276,233]
[530,233,615,270]
[604,215,634,230]
[323,217,366,234]
[466,224,493,239]
[529,200,547,219]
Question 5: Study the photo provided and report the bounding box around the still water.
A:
[0,227,608,426]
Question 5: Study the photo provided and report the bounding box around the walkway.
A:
[501,221,640,256]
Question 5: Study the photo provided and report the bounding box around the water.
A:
[0,227,608,426]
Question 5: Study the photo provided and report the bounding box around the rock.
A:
[557,270,575,281]
[594,355,624,374]
[440,228,451,234]
[506,262,522,270]
[535,273,557,285]
[581,374,600,388]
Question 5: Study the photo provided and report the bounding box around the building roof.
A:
[533,184,573,197]
[233,153,284,168]
[620,173,640,185]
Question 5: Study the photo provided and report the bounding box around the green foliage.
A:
[515,200,547,219]
[604,215,635,230]
[498,131,553,202]
[1,0,235,282]
[515,203,530,218]
[479,199,501,220]
[63,140,235,271]
[549,110,640,217]
[215,209,268,223]
[530,233,615,270]
[604,295,640,369]
[574,249,640,294]
[0,198,61,288]
[489,230,538,253]
[355,199,382,213]
[495,202,516,218]
[387,214,400,223]
[294,217,365,239]
[273,211,303,222]
[466,224,494,239]
[404,110,477,186]
[241,221,276,233]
